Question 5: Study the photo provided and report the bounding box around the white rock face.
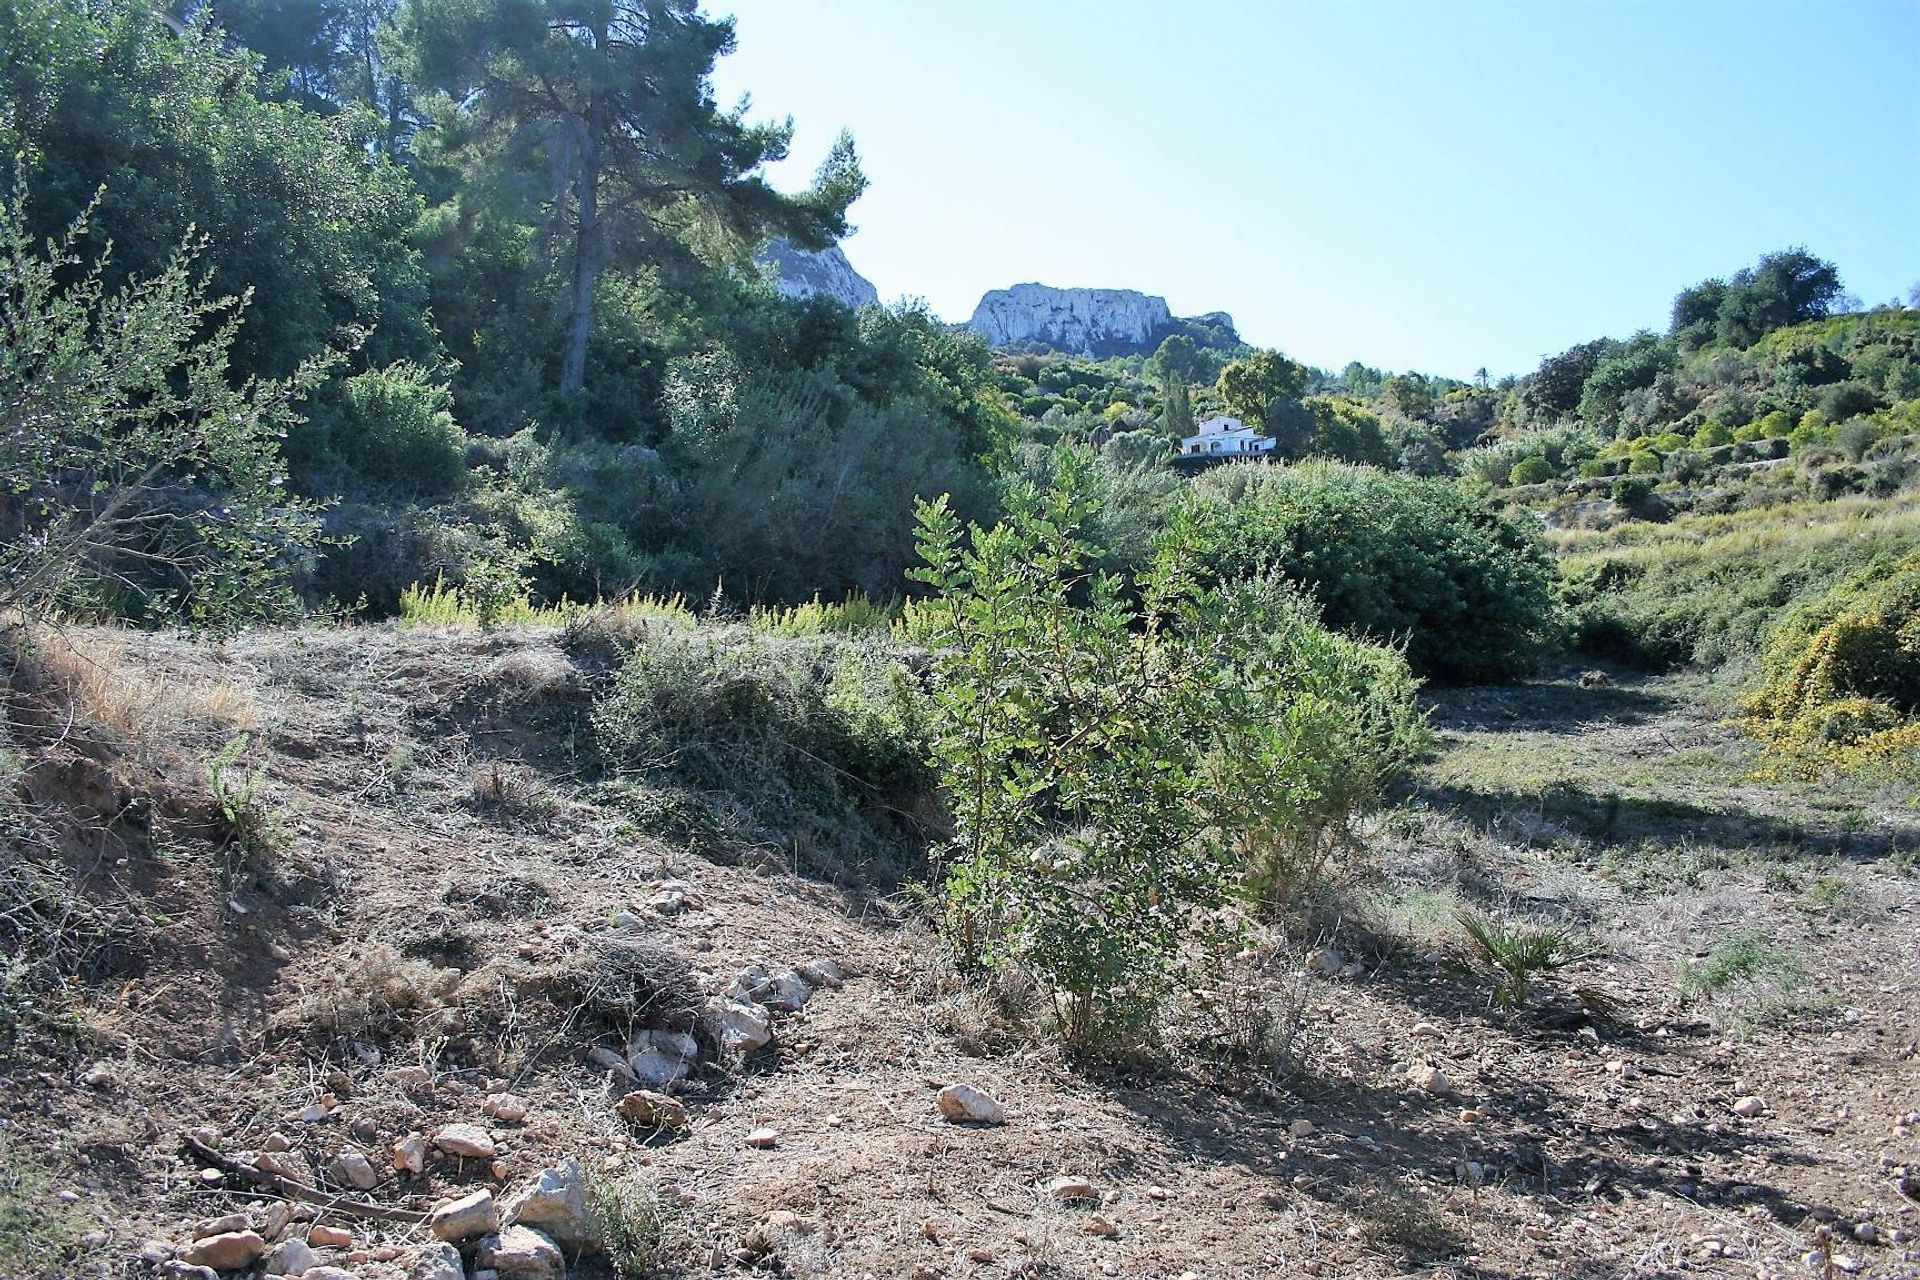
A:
[758,239,879,309]
[965,284,1170,354]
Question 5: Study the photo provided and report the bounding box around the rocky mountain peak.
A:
[965,283,1238,357]
[756,239,880,310]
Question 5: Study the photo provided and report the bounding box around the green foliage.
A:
[749,592,895,637]
[1457,910,1593,1007]
[1508,456,1555,486]
[1187,463,1561,682]
[312,363,470,498]
[1216,349,1309,425]
[1743,551,1920,777]
[1562,501,1920,672]
[406,0,864,396]
[0,0,431,381]
[1523,338,1616,421]
[585,1169,670,1277]
[1577,332,1673,431]
[1458,425,1600,486]
[1677,930,1805,997]
[0,182,323,625]
[909,450,1423,1050]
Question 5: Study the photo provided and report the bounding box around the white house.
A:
[1178,415,1273,458]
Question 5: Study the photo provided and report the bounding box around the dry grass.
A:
[273,943,462,1042]
[8,625,257,766]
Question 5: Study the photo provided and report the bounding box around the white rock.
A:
[1731,1096,1765,1118]
[794,958,846,989]
[478,1225,565,1280]
[745,1127,779,1149]
[391,1132,427,1175]
[758,240,879,309]
[256,1149,315,1184]
[432,1123,496,1159]
[501,1161,592,1250]
[586,1045,635,1080]
[936,1083,1007,1125]
[1288,1119,1317,1138]
[409,1242,465,1280]
[428,1189,500,1243]
[968,284,1196,356]
[729,965,812,1012]
[627,1029,699,1087]
[191,1214,250,1239]
[302,1268,362,1280]
[327,1151,379,1191]
[1408,1063,1452,1095]
[262,1238,319,1277]
[482,1093,529,1124]
[704,998,773,1052]
[1047,1175,1097,1201]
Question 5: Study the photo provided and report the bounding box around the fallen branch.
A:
[180,1132,430,1226]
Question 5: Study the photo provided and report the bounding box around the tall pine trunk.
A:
[560,99,603,397]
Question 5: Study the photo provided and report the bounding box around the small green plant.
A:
[586,1170,671,1277]
[1457,910,1593,1007]
[1677,930,1805,1000]
[749,591,897,636]
[207,734,283,874]
[1803,873,1851,914]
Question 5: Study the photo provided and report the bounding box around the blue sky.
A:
[709,1,1919,379]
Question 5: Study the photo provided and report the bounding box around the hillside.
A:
[4,618,1919,1280]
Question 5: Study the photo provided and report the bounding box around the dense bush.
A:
[911,452,1425,1050]
[1742,552,1920,777]
[309,364,470,498]
[1186,463,1560,682]
[0,183,320,625]
[1561,506,1920,671]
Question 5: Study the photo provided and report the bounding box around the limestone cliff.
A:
[965,284,1238,356]
[757,239,880,309]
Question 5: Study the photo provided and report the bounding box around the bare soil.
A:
[4,627,1918,1280]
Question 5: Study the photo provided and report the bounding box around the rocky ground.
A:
[2,625,1917,1280]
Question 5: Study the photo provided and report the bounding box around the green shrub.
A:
[1187,463,1560,682]
[1743,551,1920,777]
[911,450,1425,1051]
[321,363,470,498]
[1508,456,1555,486]
[1560,500,1920,671]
